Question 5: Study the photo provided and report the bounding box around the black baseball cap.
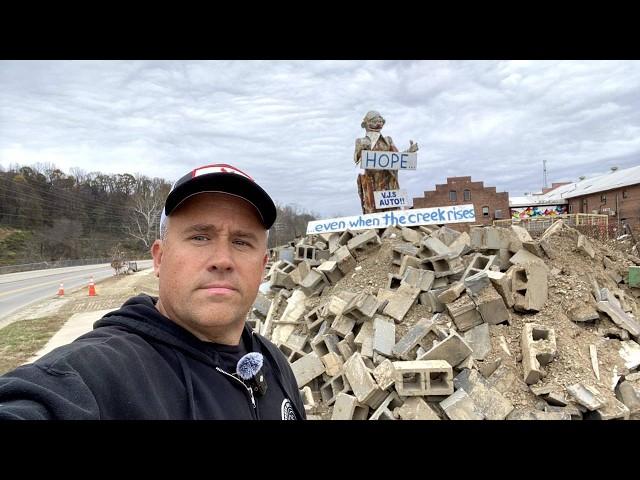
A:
[162,164,277,229]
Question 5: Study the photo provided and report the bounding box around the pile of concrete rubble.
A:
[249,220,640,420]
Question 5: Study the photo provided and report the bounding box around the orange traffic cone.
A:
[57,283,64,297]
[88,276,96,296]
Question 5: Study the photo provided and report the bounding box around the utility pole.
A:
[542,160,548,190]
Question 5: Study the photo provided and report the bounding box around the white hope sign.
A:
[360,150,417,170]
[374,189,411,209]
[306,204,476,234]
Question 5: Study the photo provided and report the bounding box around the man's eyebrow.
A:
[181,224,261,241]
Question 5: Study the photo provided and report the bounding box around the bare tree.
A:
[125,176,170,250]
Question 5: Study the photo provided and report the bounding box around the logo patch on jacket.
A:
[281,399,297,420]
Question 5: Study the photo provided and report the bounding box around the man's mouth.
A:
[201,283,236,295]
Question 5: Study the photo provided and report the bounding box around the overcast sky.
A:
[1,60,639,218]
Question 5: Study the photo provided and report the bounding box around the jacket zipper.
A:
[215,367,257,412]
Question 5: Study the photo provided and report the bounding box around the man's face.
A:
[152,192,268,345]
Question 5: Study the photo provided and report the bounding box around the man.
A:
[354,110,418,214]
[0,164,305,420]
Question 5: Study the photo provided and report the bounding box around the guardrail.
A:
[493,213,610,240]
[0,257,113,275]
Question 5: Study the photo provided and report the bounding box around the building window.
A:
[463,189,471,201]
[494,209,503,219]
[601,194,606,203]
[449,190,457,202]
[569,204,574,213]
[623,190,629,199]
[482,206,489,217]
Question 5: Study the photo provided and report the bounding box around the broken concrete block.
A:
[419,290,446,313]
[446,294,483,332]
[379,286,420,323]
[568,304,600,323]
[587,397,630,420]
[321,352,344,377]
[330,245,357,275]
[507,409,571,420]
[316,260,343,285]
[440,389,484,420]
[453,369,514,420]
[347,229,381,254]
[461,253,497,281]
[270,260,298,289]
[545,404,583,420]
[252,292,271,317]
[329,314,357,339]
[487,269,514,308]
[289,260,311,286]
[343,352,383,404]
[337,337,355,361]
[372,358,396,390]
[511,224,533,243]
[295,244,319,263]
[311,333,341,358]
[512,265,548,313]
[344,291,379,322]
[538,238,558,260]
[449,231,471,257]
[373,316,396,357]
[398,255,422,277]
[369,391,403,420]
[353,320,374,358]
[617,380,640,416]
[566,384,607,411]
[381,225,402,240]
[597,301,640,337]
[392,243,420,266]
[577,234,595,259]
[393,360,453,396]
[521,323,557,385]
[619,340,640,370]
[539,219,564,241]
[401,227,423,245]
[486,363,519,394]
[470,226,511,251]
[300,269,329,297]
[434,226,461,246]
[418,236,451,259]
[473,284,510,325]
[464,271,492,295]
[319,373,351,405]
[438,282,466,304]
[402,267,435,292]
[509,248,548,271]
[387,273,403,291]
[422,254,465,278]
[463,323,491,360]
[291,352,326,388]
[331,393,369,420]
[392,316,436,360]
[419,331,473,368]
[395,397,441,420]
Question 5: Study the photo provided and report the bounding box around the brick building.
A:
[560,165,640,229]
[412,176,510,229]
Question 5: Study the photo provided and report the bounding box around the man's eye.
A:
[191,235,209,241]
[233,239,251,247]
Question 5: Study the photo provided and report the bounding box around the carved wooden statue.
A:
[354,111,418,214]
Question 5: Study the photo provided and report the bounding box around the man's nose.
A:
[207,242,234,272]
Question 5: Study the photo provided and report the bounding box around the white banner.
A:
[374,189,411,209]
[306,204,476,234]
[359,150,417,170]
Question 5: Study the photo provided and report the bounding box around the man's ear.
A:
[151,240,163,278]
[262,252,268,269]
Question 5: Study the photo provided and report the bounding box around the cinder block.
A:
[392,243,420,266]
[440,389,484,420]
[319,373,351,405]
[418,236,451,259]
[343,352,383,404]
[462,323,491,360]
[392,316,436,360]
[470,226,513,251]
[401,227,423,245]
[291,352,326,387]
[521,323,557,385]
[311,333,341,358]
[566,383,607,411]
[331,393,370,420]
[344,291,379,322]
[461,253,497,281]
[337,338,355,360]
[379,286,420,323]
[395,397,441,420]
[418,331,473,367]
[289,260,311,286]
[446,294,483,332]
[512,265,548,313]
[393,360,453,396]
[252,292,271,317]
[373,316,396,357]
[329,314,357,338]
[587,398,630,420]
[353,320,374,358]
[300,269,329,297]
[453,369,514,420]
[402,266,435,291]
[419,290,446,313]
[316,260,343,284]
[338,229,356,248]
[449,231,471,257]
[321,352,344,377]
[577,234,595,259]
[372,358,396,390]
[270,260,297,289]
[435,226,462,246]
[422,254,465,278]
[330,245,357,275]
[399,255,422,276]
[464,271,492,295]
[347,229,381,254]
[538,238,558,260]
[295,244,318,263]
[596,300,640,337]
[473,284,510,325]
[437,282,466,304]
[369,391,404,420]
[509,248,548,271]
[387,273,403,291]
[487,269,514,308]
[486,363,519,394]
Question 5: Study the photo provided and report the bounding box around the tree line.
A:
[0,163,317,266]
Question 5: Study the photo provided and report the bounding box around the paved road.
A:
[0,260,153,320]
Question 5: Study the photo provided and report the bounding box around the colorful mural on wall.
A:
[511,205,568,220]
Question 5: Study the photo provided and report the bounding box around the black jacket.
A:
[0,294,305,420]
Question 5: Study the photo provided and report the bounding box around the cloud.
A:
[1,60,640,218]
